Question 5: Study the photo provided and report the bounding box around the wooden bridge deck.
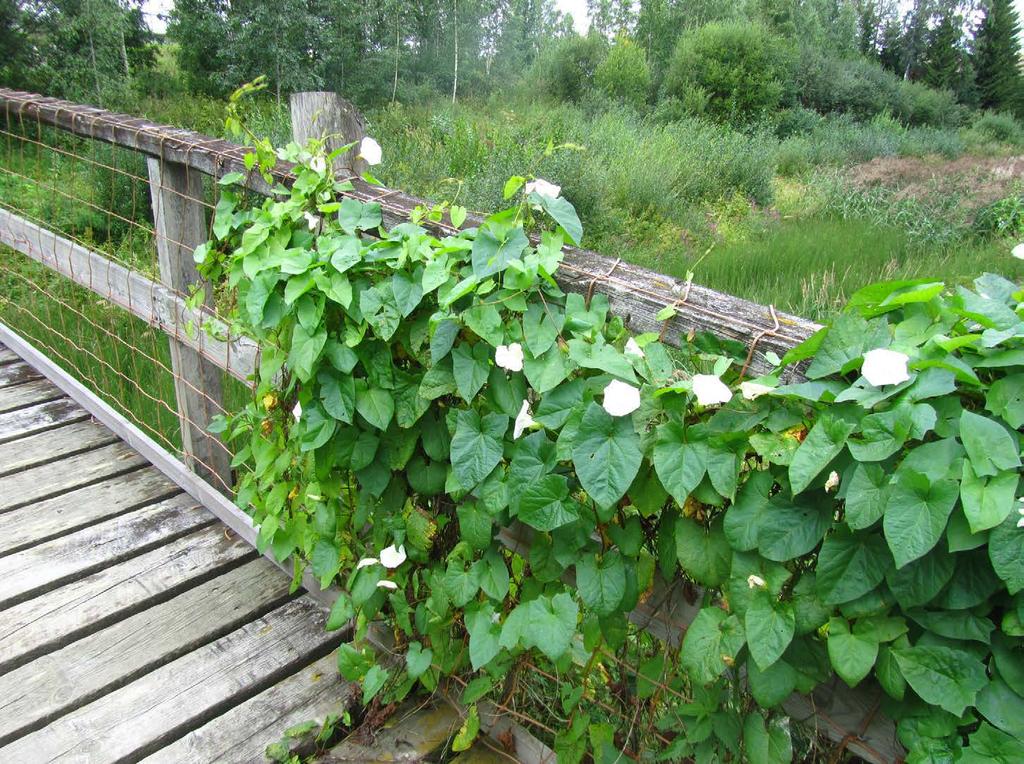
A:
[0,341,355,763]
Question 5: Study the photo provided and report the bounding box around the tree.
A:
[664,21,795,124]
[595,34,650,107]
[167,0,230,96]
[974,0,1022,111]
[922,11,964,91]
[0,0,37,90]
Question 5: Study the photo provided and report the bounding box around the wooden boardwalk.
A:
[0,342,355,763]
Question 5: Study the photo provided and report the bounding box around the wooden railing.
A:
[0,88,902,763]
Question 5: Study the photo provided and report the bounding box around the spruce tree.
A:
[974,0,1022,111]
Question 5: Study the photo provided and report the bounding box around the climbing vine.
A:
[199,125,1024,761]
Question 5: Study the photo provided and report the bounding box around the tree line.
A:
[0,0,1021,121]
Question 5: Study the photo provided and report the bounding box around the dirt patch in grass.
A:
[849,154,1024,207]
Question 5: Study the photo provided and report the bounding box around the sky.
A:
[143,0,1024,38]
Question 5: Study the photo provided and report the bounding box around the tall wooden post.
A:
[147,157,232,493]
[289,91,368,176]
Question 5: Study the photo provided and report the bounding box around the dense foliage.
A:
[199,129,1024,760]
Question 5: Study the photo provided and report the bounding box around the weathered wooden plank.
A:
[324,703,462,763]
[0,418,117,476]
[0,559,294,745]
[0,88,819,375]
[0,361,41,389]
[0,208,260,385]
[140,653,359,764]
[0,377,64,414]
[0,347,19,365]
[0,396,87,444]
[0,466,181,556]
[0,596,341,763]
[291,91,368,176]
[0,524,253,674]
[148,157,232,490]
[0,494,211,609]
[0,439,148,513]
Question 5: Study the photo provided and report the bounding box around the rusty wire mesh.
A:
[0,100,244,494]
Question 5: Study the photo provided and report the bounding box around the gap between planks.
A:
[0,418,121,480]
[0,377,65,415]
[0,524,255,674]
[0,597,344,763]
[0,558,297,746]
[0,439,149,514]
[0,396,88,445]
[0,466,189,558]
[0,494,213,610]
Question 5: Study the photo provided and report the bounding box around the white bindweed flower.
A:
[747,574,766,589]
[514,400,535,439]
[495,343,524,372]
[1013,243,1024,260]
[740,381,774,400]
[692,374,733,406]
[356,557,379,569]
[380,544,407,569]
[824,471,840,493]
[862,348,910,387]
[359,137,382,166]
[624,337,645,359]
[304,211,321,230]
[525,178,561,198]
[376,579,399,590]
[309,155,327,175]
[602,379,642,417]
[292,401,302,421]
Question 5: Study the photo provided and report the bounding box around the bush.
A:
[968,111,1024,146]
[533,34,608,103]
[795,49,964,129]
[775,106,821,138]
[973,194,1024,238]
[664,21,795,124]
[594,36,651,109]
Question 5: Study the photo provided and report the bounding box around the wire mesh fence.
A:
[0,97,247,494]
[0,88,898,763]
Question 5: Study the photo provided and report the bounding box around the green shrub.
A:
[775,107,821,138]
[795,49,964,129]
[594,36,651,109]
[664,21,795,124]
[968,111,1024,146]
[973,194,1024,238]
[532,34,608,103]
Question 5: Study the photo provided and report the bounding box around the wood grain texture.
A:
[0,525,253,674]
[0,466,181,556]
[324,702,461,763]
[0,559,293,746]
[0,361,41,388]
[0,88,819,376]
[0,377,63,414]
[0,494,211,609]
[147,157,232,490]
[0,418,117,476]
[0,208,259,385]
[0,596,341,763]
[0,439,148,513]
[0,347,17,365]
[0,396,87,445]
[291,91,368,176]
[140,653,359,764]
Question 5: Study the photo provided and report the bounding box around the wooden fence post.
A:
[147,157,232,492]
[290,91,368,176]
